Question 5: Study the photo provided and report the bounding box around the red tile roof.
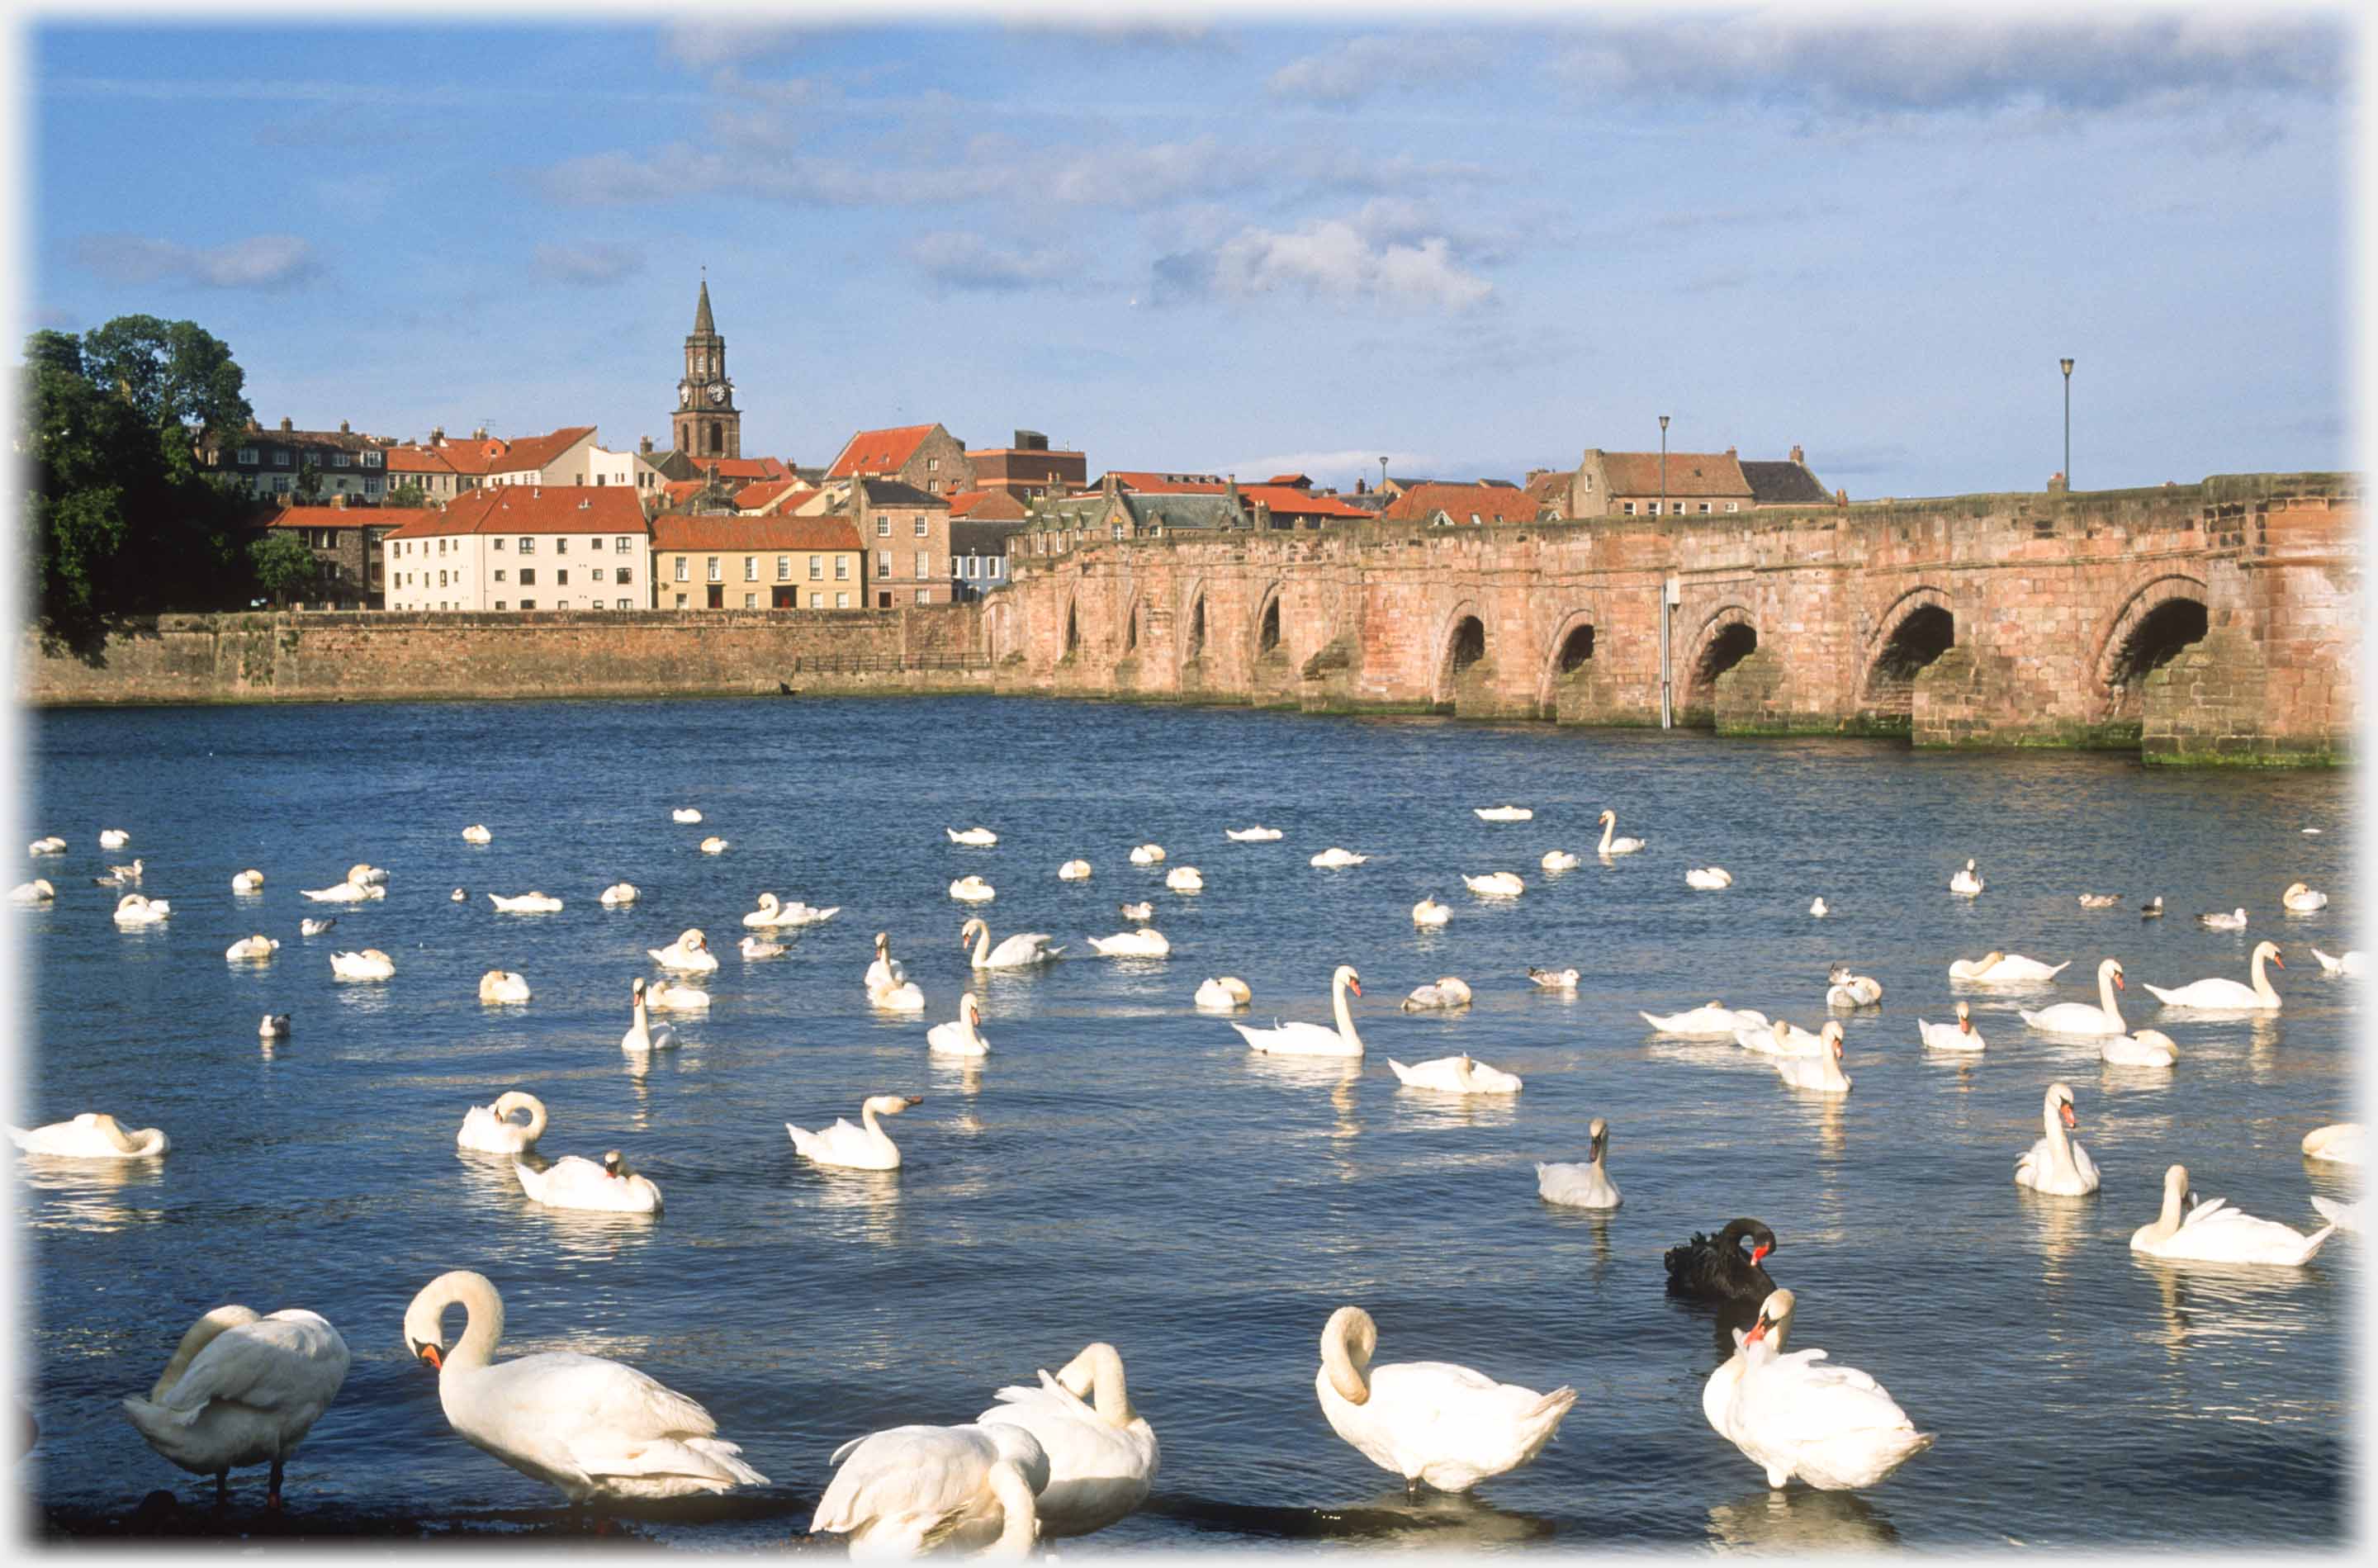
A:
[735,478,810,512]
[650,514,863,552]
[1595,451,1752,499]
[1240,485,1372,519]
[382,425,596,479]
[1381,482,1546,525]
[483,425,598,475]
[702,456,793,482]
[268,505,433,532]
[827,424,938,479]
[947,488,1028,521]
[384,446,457,476]
[1101,471,1229,494]
[379,486,649,540]
[1264,472,1313,488]
[1523,471,1569,505]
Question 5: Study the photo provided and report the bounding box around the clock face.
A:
[708,382,727,406]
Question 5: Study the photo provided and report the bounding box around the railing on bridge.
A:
[788,651,992,675]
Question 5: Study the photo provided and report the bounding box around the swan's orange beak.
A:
[2273,954,2286,969]
[1347,978,1362,997]
[1749,1242,1771,1265]
[1744,1316,1769,1346]
[414,1342,443,1371]
[2115,973,2126,989]
[1959,1015,1972,1033]
[2060,1102,2077,1129]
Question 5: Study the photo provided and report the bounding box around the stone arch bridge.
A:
[988,473,2357,763]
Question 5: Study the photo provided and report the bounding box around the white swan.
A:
[1128,843,1165,865]
[346,864,386,886]
[1310,847,1367,868]
[2130,1163,2334,1265]
[646,980,710,1011]
[787,1094,922,1171]
[1537,1119,1619,1208]
[948,826,1000,846]
[963,917,1063,969]
[1085,929,1170,957]
[2019,958,2127,1035]
[812,1422,1047,1557]
[1542,850,1580,872]
[1596,810,1644,855]
[1225,826,1282,842]
[745,892,839,927]
[648,928,718,972]
[461,824,492,844]
[451,888,466,902]
[1464,871,1524,897]
[1315,1305,1575,1493]
[1773,1022,1851,1093]
[1809,897,1829,917]
[1413,894,1452,927]
[698,836,729,855]
[2143,940,2284,1011]
[112,893,171,926]
[2103,1029,2179,1068]
[489,891,563,914]
[1685,866,1733,890]
[2282,882,2328,912]
[401,1270,764,1501]
[2311,947,2366,977]
[1389,1053,1520,1093]
[1737,1016,1825,1057]
[2302,1123,2363,1165]
[868,969,928,1013]
[1057,859,1092,880]
[1706,1288,1932,1491]
[231,869,265,893]
[599,882,639,907]
[2196,907,2248,931]
[622,978,678,1054]
[29,836,66,855]
[1949,858,1984,896]
[977,1342,1157,1539]
[9,879,56,904]
[299,917,334,936]
[1475,805,1533,822]
[672,807,703,824]
[329,948,394,982]
[1194,976,1253,1011]
[1164,865,1204,892]
[866,931,907,990]
[1400,977,1474,1011]
[99,828,130,849]
[301,879,381,903]
[1916,1002,1983,1051]
[741,936,785,959]
[1825,967,1882,1007]
[928,993,989,1057]
[121,1305,350,1509]
[1117,901,1154,922]
[1527,966,1579,989]
[516,1149,662,1214]
[2015,1082,2100,1196]
[1641,1002,1768,1036]
[1234,964,1362,1056]
[1949,950,2071,983]
[457,1091,547,1154]
[2311,1196,2361,1234]
[225,934,278,962]
[950,874,997,903]
[258,1014,290,1039]
[10,1111,169,1158]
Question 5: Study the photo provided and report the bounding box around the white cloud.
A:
[532,242,643,286]
[1270,34,1485,107]
[659,20,808,73]
[1203,219,1493,311]
[908,231,1079,292]
[73,233,320,290]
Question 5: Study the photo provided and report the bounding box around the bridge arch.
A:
[1431,600,1489,708]
[1179,578,1209,666]
[1062,591,1082,661]
[1119,590,1142,656]
[2093,572,2210,721]
[1535,609,1599,713]
[1253,580,1287,662]
[1860,585,1955,726]
[1681,604,1759,727]
[985,595,1016,662]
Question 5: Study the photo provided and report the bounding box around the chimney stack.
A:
[1726,445,1737,457]
[431,425,444,443]
[1790,444,1805,465]
[339,419,351,433]
[279,416,293,432]
[638,434,653,454]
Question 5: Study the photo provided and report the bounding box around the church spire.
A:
[693,276,715,335]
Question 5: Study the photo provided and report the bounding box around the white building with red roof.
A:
[380,486,651,613]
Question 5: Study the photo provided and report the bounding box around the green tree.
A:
[248,529,318,607]
[384,480,429,509]
[295,459,324,502]
[78,314,252,450]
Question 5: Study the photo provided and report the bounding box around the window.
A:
[915,589,930,605]
[875,517,889,538]
[706,557,721,582]
[951,555,961,576]
[810,591,822,609]
[438,538,448,555]
[556,537,569,555]
[777,556,790,580]
[1622,502,1637,515]
[675,593,687,608]
[274,475,290,494]
[743,593,756,609]
[495,601,506,610]
[555,570,568,585]
[1698,502,1712,514]
[836,591,849,609]
[615,536,631,554]
[519,537,534,553]
[590,566,606,583]
[744,557,757,582]
[273,450,290,467]
[834,557,849,580]
[1112,523,1124,541]
[519,568,536,585]
[926,457,939,472]
[1725,502,1739,513]
[437,570,447,587]
[237,447,258,465]
[808,555,822,580]
[617,598,630,609]
[990,559,1003,580]
[914,550,928,578]
[495,570,507,583]
[493,537,505,551]
[362,450,381,468]
[1580,475,1592,491]
[877,550,891,578]
[334,452,352,468]
[673,558,689,581]
[519,599,535,609]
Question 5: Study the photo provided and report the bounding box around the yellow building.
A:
[649,514,867,610]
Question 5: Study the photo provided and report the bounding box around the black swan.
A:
[1664,1218,1779,1304]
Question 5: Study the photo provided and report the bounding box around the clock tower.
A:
[671,277,741,460]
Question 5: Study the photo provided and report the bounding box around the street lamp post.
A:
[2060,358,2073,492]
[1658,415,1670,516]
[1379,456,1389,494]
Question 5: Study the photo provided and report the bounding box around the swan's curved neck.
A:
[984,1461,1041,1557]
[2144,1181,2187,1245]
[2042,1100,2079,1178]
[1332,974,1362,1049]
[498,1092,548,1144]
[1060,1343,1133,1425]
[1598,816,1615,852]
[2252,949,2277,1002]
[1321,1308,1376,1403]
[2097,967,2125,1028]
[860,1101,900,1158]
[151,1306,262,1400]
[969,924,991,966]
[431,1274,505,1373]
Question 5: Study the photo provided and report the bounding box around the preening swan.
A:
[1464,871,1524,897]
[112,893,171,926]
[489,891,563,914]
[1686,866,1733,890]
[1809,898,1829,917]
[1117,901,1154,922]
[2196,907,2248,931]
[1412,895,1452,926]
[1226,826,1283,841]
[1234,965,1362,1057]
[258,1014,290,1039]
[1949,950,2071,983]
[1641,1002,1768,1036]
[99,828,129,849]
[1537,1119,1619,1208]
[745,892,838,927]
[1388,1053,1520,1093]
[1475,806,1533,822]
[741,936,785,960]
[1315,1305,1575,1493]
[2078,893,2121,908]
[225,934,278,962]
[401,1269,765,1502]
[812,1422,1048,1557]
[461,824,492,844]
[1916,1002,1983,1051]
[1527,966,1579,989]
[1194,977,1253,1011]
[301,878,381,903]
[787,1094,922,1171]
[1772,1021,1851,1093]
[1542,850,1580,872]
[1665,1220,1778,1305]
[2302,1123,2363,1165]
[2311,947,2366,977]
[1085,929,1170,957]
[121,1305,349,1509]
[451,888,466,902]
[9,879,55,904]
[645,980,710,1011]
[1737,1016,1824,1056]
[2282,882,2328,912]
[299,917,334,936]
[29,836,65,855]
[1057,859,1092,879]
[977,1342,1158,1538]
[1309,847,1367,868]
[963,917,1063,969]
[346,864,386,886]
[929,993,989,1057]
[457,1091,547,1154]
[948,826,1000,846]
[622,978,678,1054]
[950,874,997,903]
[516,1149,662,1214]
[1128,843,1166,865]
[2018,958,2126,1035]
[599,883,639,906]
[1164,865,1204,892]
[2142,940,2284,1011]
[10,1111,169,1158]
[649,928,718,972]
[329,949,394,982]
[1596,810,1644,855]
[1705,1289,1932,1491]
[1400,977,1473,1011]
[1824,967,1881,1007]
[699,836,728,855]
[231,869,264,893]
[1949,859,1984,896]
[672,807,703,824]
[2130,1163,2334,1265]
[2102,1029,2178,1068]
[2014,1082,2100,1196]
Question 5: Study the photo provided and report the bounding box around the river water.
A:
[11,697,2360,1550]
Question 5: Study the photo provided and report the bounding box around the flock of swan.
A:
[10,801,2361,1550]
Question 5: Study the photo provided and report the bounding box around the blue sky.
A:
[22,7,2355,497]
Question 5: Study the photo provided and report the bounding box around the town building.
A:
[851,478,953,607]
[586,439,670,502]
[967,430,1085,500]
[265,500,425,608]
[1565,448,1755,519]
[381,424,602,501]
[1239,475,1375,529]
[950,518,1028,601]
[380,486,651,612]
[207,417,391,502]
[1741,446,1840,508]
[828,423,972,497]
[671,278,741,462]
[1098,470,1229,495]
[1020,481,1247,558]
[650,514,865,611]
[1381,481,1547,527]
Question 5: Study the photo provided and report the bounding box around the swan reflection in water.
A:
[2017,1182,2093,1276]
[930,1054,987,1116]
[1145,1485,1555,1549]
[1538,1198,1619,1272]
[1708,1485,1901,1551]
[803,1168,906,1248]
[2139,1249,2319,1356]
[15,1153,166,1234]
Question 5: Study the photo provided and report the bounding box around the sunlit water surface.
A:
[12,697,2360,1550]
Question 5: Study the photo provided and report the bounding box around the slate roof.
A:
[856,477,947,509]
[1741,458,1835,506]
